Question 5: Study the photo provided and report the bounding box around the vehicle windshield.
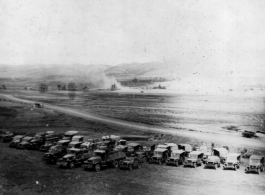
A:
[227,157,237,161]
[171,153,180,157]
[22,137,31,142]
[68,143,76,148]
[14,136,21,141]
[250,159,260,164]
[125,157,134,161]
[128,146,134,151]
[94,152,103,157]
[34,135,42,141]
[67,150,77,155]
[154,151,163,156]
[45,141,52,145]
[189,154,198,159]
[208,156,217,161]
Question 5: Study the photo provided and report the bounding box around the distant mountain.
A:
[104,61,190,79]
[0,64,110,80]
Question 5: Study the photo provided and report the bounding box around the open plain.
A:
[0,89,265,195]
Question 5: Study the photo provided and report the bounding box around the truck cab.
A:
[71,135,84,142]
[184,151,204,168]
[67,141,82,150]
[150,148,169,165]
[39,137,60,152]
[83,149,126,172]
[0,131,14,143]
[127,143,143,154]
[245,155,264,174]
[9,135,25,148]
[57,148,92,169]
[223,153,242,171]
[16,136,34,149]
[166,149,186,167]
[43,145,67,164]
[120,153,142,170]
[178,144,192,156]
[204,155,221,169]
[213,148,229,164]
[62,131,79,141]
[56,140,71,151]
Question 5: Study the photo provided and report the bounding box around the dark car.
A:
[223,153,242,171]
[0,131,14,143]
[120,153,142,170]
[184,151,204,168]
[242,131,256,138]
[16,136,34,149]
[39,138,60,152]
[204,155,221,169]
[43,145,68,164]
[149,148,169,165]
[9,135,26,148]
[57,148,92,169]
[245,155,264,174]
[166,149,186,167]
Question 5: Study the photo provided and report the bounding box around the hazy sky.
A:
[0,0,264,77]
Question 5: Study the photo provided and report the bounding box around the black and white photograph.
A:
[0,0,265,194]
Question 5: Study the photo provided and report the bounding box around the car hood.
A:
[226,160,237,164]
[207,159,217,163]
[63,154,75,159]
[19,141,28,145]
[123,160,132,164]
[187,158,197,162]
[153,154,162,158]
[169,157,180,160]
[88,157,101,162]
[249,163,260,166]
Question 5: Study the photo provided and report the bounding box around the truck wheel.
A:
[94,164,101,172]
[175,161,179,167]
[69,162,75,169]
[194,163,197,168]
[119,160,123,167]
[158,160,162,165]
[113,161,119,168]
[129,165,133,171]
[218,163,221,168]
[138,163,141,169]
[234,166,237,171]
[214,164,217,170]
[142,157,147,164]
[257,169,260,174]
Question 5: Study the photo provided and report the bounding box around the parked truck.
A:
[83,149,126,172]
[42,145,67,164]
[57,148,93,169]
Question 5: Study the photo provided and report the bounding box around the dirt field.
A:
[1,91,265,195]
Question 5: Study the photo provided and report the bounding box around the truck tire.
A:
[69,162,75,169]
[128,165,133,171]
[119,160,123,167]
[138,163,141,169]
[142,157,147,164]
[113,161,119,168]
[94,164,101,172]
[194,163,197,168]
[234,166,237,171]
[158,160,162,165]
[214,164,217,170]
[175,161,179,167]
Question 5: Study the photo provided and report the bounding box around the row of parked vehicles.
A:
[2,130,264,174]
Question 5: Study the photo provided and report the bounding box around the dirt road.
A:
[1,93,264,150]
